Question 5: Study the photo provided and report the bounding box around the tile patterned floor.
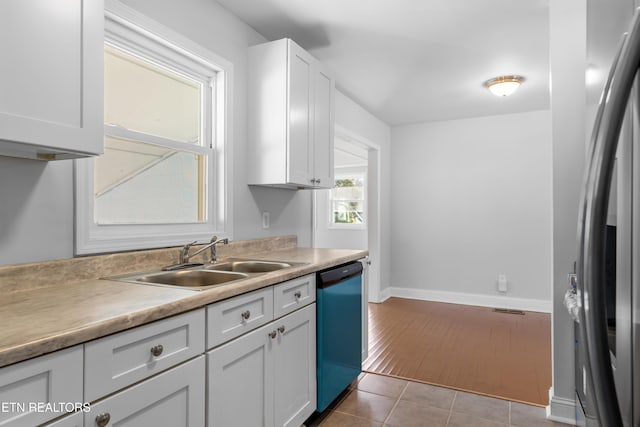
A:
[306,373,573,427]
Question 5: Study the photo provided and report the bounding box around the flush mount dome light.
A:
[484,75,525,97]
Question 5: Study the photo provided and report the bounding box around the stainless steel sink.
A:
[204,259,296,273]
[111,269,249,290]
[105,258,306,291]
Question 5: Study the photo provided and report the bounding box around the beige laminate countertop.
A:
[0,247,367,368]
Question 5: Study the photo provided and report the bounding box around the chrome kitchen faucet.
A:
[162,235,229,271]
[181,235,229,264]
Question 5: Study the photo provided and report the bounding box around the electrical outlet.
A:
[497,274,508,293]
[262,211,270,229]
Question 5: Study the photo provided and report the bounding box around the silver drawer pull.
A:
[294,291,302,299]
[95,413,111,427]
[150,344,164,357]
[268,330,277,339]
[241,310,251,320]
[277,325,285,334]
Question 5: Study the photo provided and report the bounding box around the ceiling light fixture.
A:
[484,75,525,97]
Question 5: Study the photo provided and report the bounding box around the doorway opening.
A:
[312,125,381,303]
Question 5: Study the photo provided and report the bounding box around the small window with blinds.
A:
[330,170,366,228]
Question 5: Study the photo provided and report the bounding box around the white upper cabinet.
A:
[0,0,103,160]
[313,64,334,187]
[248,38,334,189]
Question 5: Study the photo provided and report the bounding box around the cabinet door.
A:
[207,322,275,427]
[312,66,335,189]
[0,346,83,427]
[85,356,205,427]
[43,411,83,427]
[287,41,314,187]
[273,304,316,427]
[0,0,103,160]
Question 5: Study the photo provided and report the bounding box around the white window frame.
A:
[74,1,234,254]
[329,166,367,230]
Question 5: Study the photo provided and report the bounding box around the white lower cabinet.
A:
[0,275,322,427]
[85,356,205,427]
[208,303,316,427]
[0,346,83,427]
[207,321,273,427]
[273,304,317,427]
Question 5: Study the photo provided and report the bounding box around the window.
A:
[330,169,366,227]
[75,5,232,254]
[97,44,210,225]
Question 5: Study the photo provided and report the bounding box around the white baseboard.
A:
[376,286,551,313]
[547,388,577,425]
[377,287,392,303]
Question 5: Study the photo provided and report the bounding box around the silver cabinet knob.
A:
[95,413,111,427]
[150,344,164,357]
[316,179,321,184]
[268,330,277,339]
[294,291,301,299]
[241,310,251,320]
[277,325,286,334]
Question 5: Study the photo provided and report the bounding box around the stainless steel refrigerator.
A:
[577,0,640,425]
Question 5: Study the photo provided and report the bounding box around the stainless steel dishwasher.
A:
[316,261,363,412]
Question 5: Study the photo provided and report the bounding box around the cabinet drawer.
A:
[207,287,273,349]
[0,346,83,427]
[273,274,316,318]
[86,356,205,427]
[84,309,205,402]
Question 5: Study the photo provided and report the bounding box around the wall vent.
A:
[493,308,525,315]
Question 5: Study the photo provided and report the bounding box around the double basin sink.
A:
[109,258,304,291]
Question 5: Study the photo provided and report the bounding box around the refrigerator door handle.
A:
[578,7,640,426]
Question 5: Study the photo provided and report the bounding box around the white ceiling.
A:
[216,0,550,126]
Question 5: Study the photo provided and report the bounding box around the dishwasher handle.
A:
[317,262,363,288]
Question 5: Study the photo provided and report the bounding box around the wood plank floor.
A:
[362,297,552,406]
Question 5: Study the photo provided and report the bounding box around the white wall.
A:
[390,110,552,309]
[0,158,74,265]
